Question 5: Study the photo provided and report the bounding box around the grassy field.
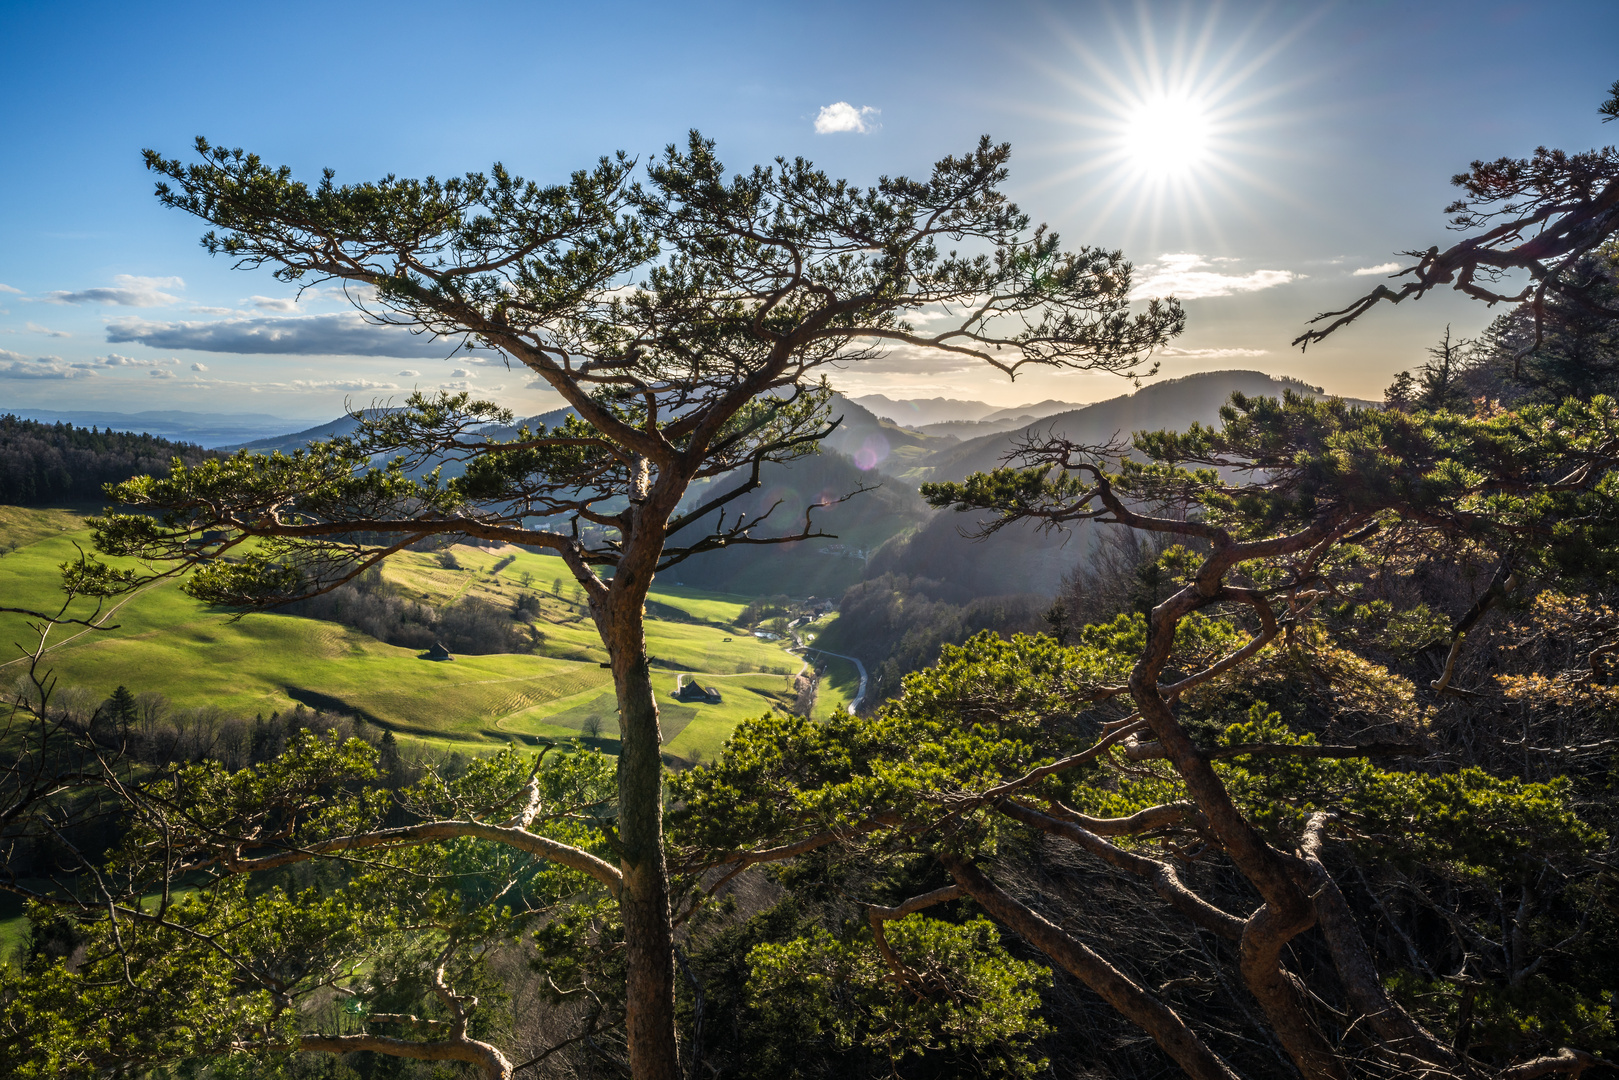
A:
[1,512,805,763]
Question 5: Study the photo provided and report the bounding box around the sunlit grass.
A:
[0,513,804,759]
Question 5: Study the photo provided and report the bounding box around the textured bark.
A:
[1300,816,1461,1073]
[607,595,680,1080]
[996,800,1244,941]
[1238,902,1347,1080]
[1108,506,1353,1080]
[941,854,1241,1080]
[220,820,622,888]
[1500,1048,1609,1080]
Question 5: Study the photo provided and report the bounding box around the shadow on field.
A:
[284,686,387,726]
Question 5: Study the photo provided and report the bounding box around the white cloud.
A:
[44,274,184,307]
[249,295,299,312]
[525,379,549,390]
[1352,261,1403,276]
[398,369,420,377]
[814,102,879,134]
[0,349,92,380]
[439,380,474,391]
[86,353,179,369]
[450,368,473,378]
[191,362,208,372]
[149,369,175,379]
[291,379,401,391]
[25,321,69,338]
[0,283,21,294]
[1130,254,1296,301]
[188,305,237,315]
[1160,346,1270,359]
[108,311,458,358]
[842,341,975,375]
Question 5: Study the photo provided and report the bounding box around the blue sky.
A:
[1,0,1615,421]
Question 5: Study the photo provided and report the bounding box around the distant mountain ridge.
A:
[8,408,313,448]
[914,371,1371,485]
[858,371,1380,598]
[853,395,1000,426]
[853,394,1087,428]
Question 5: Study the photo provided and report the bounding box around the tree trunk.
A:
[1132,592,1344,1080]
[609,605,680,1080]
[941,854,1241,1080]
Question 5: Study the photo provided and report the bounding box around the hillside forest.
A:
[3,85,1619,1080]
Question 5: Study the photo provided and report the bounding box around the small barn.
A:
[426,642,454,661]
[675,679,721,704]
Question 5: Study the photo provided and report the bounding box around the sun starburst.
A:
[1018,4,1317,253]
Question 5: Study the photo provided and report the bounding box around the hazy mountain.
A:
[979,399,1087,423]
[852,395,1089,429]
[851,395,1000,426]
[205,373,1365,601]
[225,407,577,463]
[225,414,372,454]
[864,371,1380,598]
[9,408,311,448]
[916,371,1369,485]
[917,416,1049,440]
[664,448,931,597]
[822,394,956,472]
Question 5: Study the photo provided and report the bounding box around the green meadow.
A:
[0,508,807,763]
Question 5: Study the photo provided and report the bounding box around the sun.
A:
[1022,5,1312,250]
[1124,94,1212,179]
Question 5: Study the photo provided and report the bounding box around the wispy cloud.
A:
[814,102,879,134]
[1160,346,1270,358]
[149,369,175,379]
[191,362,208,372]
[1130,254,1296,301]
[107,312,458,358]
[248,295,299,312]
[450,368,473,378]
[291,379,401,391]
[25,321,70,338]
[89,353,180,369]
[0,284,23,294]
[44,274,184,307]
[398,369,420,377]
[843,342,976,375]
[1352,261,1403,276]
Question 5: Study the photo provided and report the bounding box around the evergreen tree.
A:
[67,132,1179,1078]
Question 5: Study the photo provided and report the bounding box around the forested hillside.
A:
[666,448,932,595]
[0,415,219,505]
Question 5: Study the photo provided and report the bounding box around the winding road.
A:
[805,649,868,715]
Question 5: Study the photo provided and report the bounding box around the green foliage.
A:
[1389,971,1617,1061]
[745,916,1050,1079]
[922,390,1619,584]
[0,740,619,1078]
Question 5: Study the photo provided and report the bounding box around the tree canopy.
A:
[6,133,1182,1080]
